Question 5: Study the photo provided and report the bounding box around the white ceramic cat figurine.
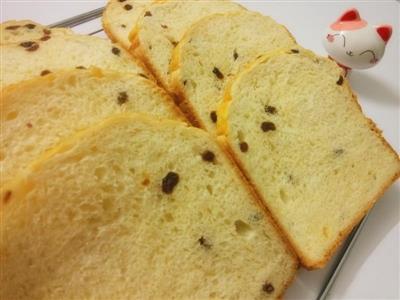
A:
[323,8,392,73]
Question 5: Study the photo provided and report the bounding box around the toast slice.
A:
[0,33,151,88]
[129,0,243,90]
[0,68,183,187]
[217,48,400,268]
[1,20,72,45]
[0,114,298,299]
[170,10,296,132]
[102,0,152,50]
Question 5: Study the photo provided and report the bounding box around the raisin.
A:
[24,23,36,29]
[161,172,179,194]
[76,66,86,70]
[171,40,178,47]
[336,75,344,85]
[261,122,276,132]
[124,4,133,10]
[233,49,239,60]
[112,47,121,56]
[201,150,215,163]
[3,190,12,204]
[198,236,212,249]
[40,35,51,41]
[20,41,35,48]
[5,25,20,30]
[43,28,51,35]
[239,142,249,153]
[118,0,127,2]
[183,80,187,86]
[40,70,51,76]
[212,67,224,79]
[144,11,152,17]
[26,43,39,52]
[161,24,168,29]
[262,282,274,294]
[138,73,148,79]
[121,24,126,28]
[291,49,299,54]
[26,123,33,128]
[117,92,129,105]
[264,105,277,114]
[210,111,217,123]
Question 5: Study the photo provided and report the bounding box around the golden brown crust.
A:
[216,135,299,298]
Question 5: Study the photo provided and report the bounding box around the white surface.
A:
[1,1,399,299]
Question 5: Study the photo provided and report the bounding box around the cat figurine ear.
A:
[376,25,392,43]
[337,8,361,22]
[323,8,392,75]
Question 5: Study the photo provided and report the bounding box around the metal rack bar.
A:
[46,7,371,300]
[317,215,369,300]
[49,7,104,28]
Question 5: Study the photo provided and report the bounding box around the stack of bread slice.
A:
[0,0,399,298]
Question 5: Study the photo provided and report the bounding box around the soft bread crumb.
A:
[0,114,297,299]
[218,48,400,268]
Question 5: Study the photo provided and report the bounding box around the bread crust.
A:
[217,48,400,268]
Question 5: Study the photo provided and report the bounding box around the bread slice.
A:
[170,10,297,132]
[102,0,152,50]
[0,20,72,45]
[217,48,400,268]
[0,114,298,299]
[129,0,243,90]
[0,33,151,88]
[0,68,183,188]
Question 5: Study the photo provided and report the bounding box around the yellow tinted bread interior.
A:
[218,49,400,268]
[102,0,152,49]
[170,10,296,133]
[1,68,182,187]
[0,20,72,45]
[130,0,243,89]
[1,34,150,88]
[1,115,297,300]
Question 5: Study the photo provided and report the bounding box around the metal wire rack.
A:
[48,7,370,300]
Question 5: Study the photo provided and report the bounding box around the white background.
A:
[1,0,399,299]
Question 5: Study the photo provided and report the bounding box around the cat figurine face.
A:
[323,8,392,70]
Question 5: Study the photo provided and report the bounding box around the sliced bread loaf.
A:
[0,20,72,45]
[129,0,243,90]
[217,48,400,268]
[0,33,151,88]
[170,10,296,132]
[102,0,152,49]
[0,114,298,299]
[0,68,183,187]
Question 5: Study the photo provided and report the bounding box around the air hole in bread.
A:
[236,130,246,143]
[206,184,213,195]
[322,226,330,238]
[102,198,113,212]
[234,220,254,239]
[94,167,106,179]
[279,189,288,203]
[6,111,18,121]
[164,213,174,222]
